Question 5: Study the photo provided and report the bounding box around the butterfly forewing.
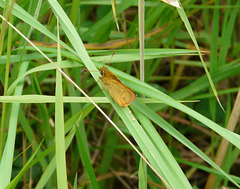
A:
[99,66,136,108]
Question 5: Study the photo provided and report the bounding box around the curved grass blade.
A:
[177,2,225,112]
[132,101,240,187]
[5,140,44,189]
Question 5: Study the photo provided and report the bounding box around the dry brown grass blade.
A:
[27,27,165,50]
[205,89,240,189]
[161,0,181,8]
[80,171,165,188]
[111,0,120,32]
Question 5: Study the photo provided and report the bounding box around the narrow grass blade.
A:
[35,127,75,189]
[138,152,148,188]
[5,140,44,189]
[132,101,240,187]
[54,16,68,188]
[177,3,224,112]
[0,62,29,188]
[75,125,99,188]
[111,0,120,31]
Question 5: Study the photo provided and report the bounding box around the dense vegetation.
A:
[0,0,239,188]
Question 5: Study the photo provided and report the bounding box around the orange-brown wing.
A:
[102,78,136,108]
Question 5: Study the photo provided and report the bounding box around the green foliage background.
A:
[0,0,239,188]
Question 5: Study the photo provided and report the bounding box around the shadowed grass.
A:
[0,0,239,188]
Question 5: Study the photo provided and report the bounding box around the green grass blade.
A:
[5,140,44,189]
[218,0,240,66]
[177,2,224,111]
[130,79,240,148]
[19,109,48,169]
[132,101,240,187]
[35,127,76,189]
[0,62,29,188]
[132,106,192,188]
[0,14,13,160]
[0,0,75,54]
[82,0,136,40]
[54,16,68,188]
[75,125,99,188]
[138,158,147,189]
[138,0,145,82]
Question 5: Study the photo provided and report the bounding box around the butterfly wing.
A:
[100,76,136,108]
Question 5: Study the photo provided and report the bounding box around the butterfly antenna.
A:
[107,52,115,67]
